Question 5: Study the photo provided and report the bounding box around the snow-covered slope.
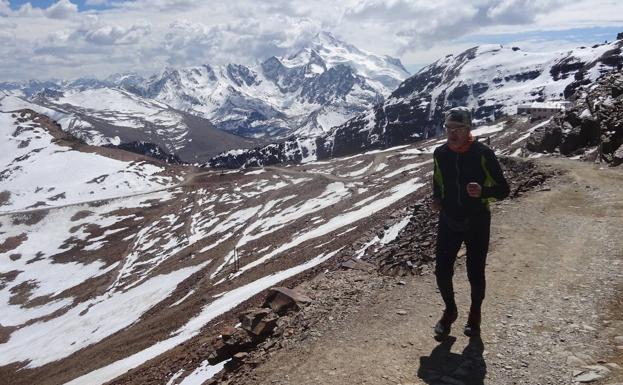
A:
[210,37,623,168]
[0,137,435,385]
[0,109,179,212]
[355,39,622,145]
[0,90,257,163]
[35,88,188,147]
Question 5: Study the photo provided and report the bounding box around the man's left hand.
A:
[467,182,482,198]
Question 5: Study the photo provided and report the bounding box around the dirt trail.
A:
[232,158,623,385]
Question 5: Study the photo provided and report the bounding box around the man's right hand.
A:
[432,198,441,211]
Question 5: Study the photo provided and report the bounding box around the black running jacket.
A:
[433,141,510,221]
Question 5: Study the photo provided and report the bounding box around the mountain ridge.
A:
[209,36,623,168]
[0,32,410,142]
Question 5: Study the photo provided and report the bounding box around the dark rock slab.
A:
[263,287,312,315]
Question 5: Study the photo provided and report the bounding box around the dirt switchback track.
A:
[230,158,623,385]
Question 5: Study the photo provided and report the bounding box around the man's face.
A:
[445,122,469,148]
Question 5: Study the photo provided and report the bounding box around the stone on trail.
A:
[584,364,611,374]
[574,371,604,383]
[567,355,588,366]
[263,287,313,314]
[221,326,237,341]
[576,353,596,364]
[614,144,623,165]
[573,370,586,377]
[233,352,249,359]
[208,328,254,365]
[239,308,279,336]
[340,258,375,272]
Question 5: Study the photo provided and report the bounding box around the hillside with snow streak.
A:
[0,109,179,212]
[2,88,257,163]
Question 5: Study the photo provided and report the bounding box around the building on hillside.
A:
[517,101,572,119]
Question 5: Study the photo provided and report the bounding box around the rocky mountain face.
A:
[210,36,623,168]
[527,70,623,165]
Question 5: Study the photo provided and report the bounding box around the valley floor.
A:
[224,158,623,385]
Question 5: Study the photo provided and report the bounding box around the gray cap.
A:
[444,107,472,129]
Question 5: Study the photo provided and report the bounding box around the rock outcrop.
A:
[103,141,184,164]
[527,71,623,165]
[206,287,313,366]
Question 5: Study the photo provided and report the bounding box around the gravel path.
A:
[227,158,623,385]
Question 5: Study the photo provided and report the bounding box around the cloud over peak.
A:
[83,22,151,45]
[0,0,620,81]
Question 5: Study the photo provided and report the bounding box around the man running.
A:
[432,107,510,337]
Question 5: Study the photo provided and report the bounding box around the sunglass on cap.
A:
[444,124,469,132]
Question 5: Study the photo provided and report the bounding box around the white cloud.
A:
[45,0,79,19]
[340,0,571,53]
[0,0,621,81]
[83,22,151,45]
[160,17,323,66]
[486,0,566,24]
[0,0,10,16]
[121,0,201,12]
[0,29,13,42]
[0,13,15,28]
[534,0,623,29]
[15,3,44,17]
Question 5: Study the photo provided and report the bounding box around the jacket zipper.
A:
[455,153,462,206]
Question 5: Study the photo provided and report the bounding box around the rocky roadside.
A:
[528,70,623,165]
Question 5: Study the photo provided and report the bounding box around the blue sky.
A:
[9,0,104,11]
[1,0,622,81]
[460,26,623,46]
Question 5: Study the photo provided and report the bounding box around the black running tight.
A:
[434,213,490,313]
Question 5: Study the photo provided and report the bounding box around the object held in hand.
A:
[467,182,482,198]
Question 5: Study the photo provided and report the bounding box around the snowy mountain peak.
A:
[311,31,342,47]
[131,32,411,138]
[309,31,364,59]
[284,31,411,92]
[105,72,142,83]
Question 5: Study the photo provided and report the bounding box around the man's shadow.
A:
[417,336,487,385]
